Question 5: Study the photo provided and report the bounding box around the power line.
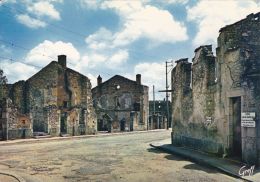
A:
[1,3,87,39]
[0,1,176,80]
[0,39,56,60]
[1,2,174,61]
[0,55,44,69]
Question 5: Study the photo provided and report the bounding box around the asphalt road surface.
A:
[0,130,242,182]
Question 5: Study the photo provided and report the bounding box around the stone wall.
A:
[26,61,97,136]
[216,13,260,164]
[27,61,59,133]
[1,55,97,139]
[92,75,149,132]
[0,98,32,140]
[66,69,97,135]
[171,13,260,165]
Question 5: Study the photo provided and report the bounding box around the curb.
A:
[0,171,26,182]
[150,143,253,182]
[0,129,169,146]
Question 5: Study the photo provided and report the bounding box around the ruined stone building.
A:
[171,13,260,165]
[92,74,149,132]
[149,100,171,130]
[0,55,97,140]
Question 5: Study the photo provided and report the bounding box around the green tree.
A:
[0,69,8,99]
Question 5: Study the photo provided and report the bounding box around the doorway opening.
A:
[60,113,67,134]
[231,97,242,159]
[120,119,126,131]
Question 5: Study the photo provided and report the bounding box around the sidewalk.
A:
[0,129,168,146]
[150,139,260,182]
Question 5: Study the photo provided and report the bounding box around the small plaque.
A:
[241,112,255,127]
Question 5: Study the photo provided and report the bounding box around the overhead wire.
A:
[0,39,113,76]
[0,1,175,81]
[1,2,173,61]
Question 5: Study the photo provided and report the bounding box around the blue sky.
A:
[0,0,259,99]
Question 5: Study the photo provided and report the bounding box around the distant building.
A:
[0,55,97,140]
[148,100,171,129]
[92,74,149,132]
[171,13,260,165]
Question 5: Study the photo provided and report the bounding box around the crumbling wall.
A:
[92,75,148,132]
[216,13,260,164]
[191,46,223,153]
[27,62,59,133]
[66,69,97,134]
[44,106,60,136]
[172,13,260,164]
[0,98,32,139]
[171,58,192,128]
[9,81,26,113]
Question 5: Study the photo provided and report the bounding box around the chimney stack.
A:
[136,74,141,85]
[97,75,102,86]
[58,55,66,68]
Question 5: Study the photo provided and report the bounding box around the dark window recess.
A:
[134,103,140,111]
[63,101,68,108]
[115,97,120,107]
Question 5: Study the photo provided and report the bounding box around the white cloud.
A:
[0,60,38,83]
[82,1,187,76]
[46,0,63,3]
[79,0,102,9]
[84,1,188,52]
[102,1,188,46]
[107,49,128,67]
[27,1,61,20]
[85,27,114,50]
[25,40,80,67]
[10,0,62,28]
[133,62,169,99]
[16,14,46,29]
[86,73,98,88]
[79,53,107,69]
[78,49,128,70]
[159,0,189,5]
[187,0,260,46]
[1,0,16,4]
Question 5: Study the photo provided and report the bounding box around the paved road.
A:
[0,130,241,182]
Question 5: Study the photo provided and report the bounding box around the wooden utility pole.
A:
[165,61,173,129]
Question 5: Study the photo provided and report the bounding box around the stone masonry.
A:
[171,13,260,165]
[0,55,97,140]
[92,74,149,132]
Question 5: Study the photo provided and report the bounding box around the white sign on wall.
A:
[241,112,255,127]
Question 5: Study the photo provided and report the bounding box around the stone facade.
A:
[171,13,260,165]
[0,98,32,140]
[92,74,149,132]
[0,55,97,140]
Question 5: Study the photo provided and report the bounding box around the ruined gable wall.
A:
[191,46,224,153]
[26,62,59,133]
[8,81,26,113]
[171,59,192,125]
[171,59,193,144]
[192,46,216,123]
[216,13,260,164]
[66,69,97,134]
[172,50,225,154]
[92,76,148,131]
